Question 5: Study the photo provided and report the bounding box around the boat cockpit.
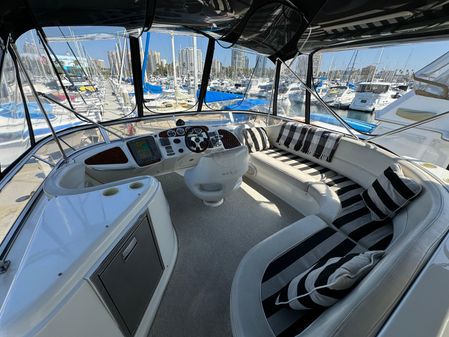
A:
[3,1,449,337]
[44,121,248,204]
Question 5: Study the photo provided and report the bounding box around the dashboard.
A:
[158,125,224,158]
[84,125,242,171]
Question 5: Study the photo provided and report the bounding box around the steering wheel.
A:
[185,127,210,153]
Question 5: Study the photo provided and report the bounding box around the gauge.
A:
[176,128,185,136]
[167,129,176,137]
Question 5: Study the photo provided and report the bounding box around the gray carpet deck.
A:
[148,174,302,337]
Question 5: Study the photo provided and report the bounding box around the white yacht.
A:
[322,85,356,108]
[2,3,449,337]
[372,51,449,168]
[349,82,397,112]
[286,82,306,103]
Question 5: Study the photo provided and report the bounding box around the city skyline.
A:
[16,28,449,79]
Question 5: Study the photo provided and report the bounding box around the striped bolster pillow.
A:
[242,127,271,153]
[275,251,384,310]
[362,164,422,221]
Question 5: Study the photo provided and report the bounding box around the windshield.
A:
[357,84,390,93]
[142,31,208,114]
[280,41,449,167]
[204,44,275,113]
[414,51,449,100]
[18,26,137,122]
[0,48,33,171]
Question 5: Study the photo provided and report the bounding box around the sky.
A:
[319,41,449,73]
[17,27,449,74]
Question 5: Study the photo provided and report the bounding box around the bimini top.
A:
[1,0,449,60]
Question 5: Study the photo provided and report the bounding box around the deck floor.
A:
[148,173,302,337]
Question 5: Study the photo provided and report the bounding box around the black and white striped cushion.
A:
[275,251,384,310]
[276,122,341,162]
[276,122,310,150]
[243,127,271,153]
[261,227,364,336]
[362,164,422,221]
[300,127,342,162]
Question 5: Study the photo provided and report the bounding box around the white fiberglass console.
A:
[0,176,177,337]
[65,125,244,185]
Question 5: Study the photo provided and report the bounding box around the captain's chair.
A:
[184,146,249,206]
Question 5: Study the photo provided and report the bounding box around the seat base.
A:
[203,199,224,207]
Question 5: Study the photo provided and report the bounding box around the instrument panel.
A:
[84,126,242,170]
[158,126,209,138]
[127,136,162,167]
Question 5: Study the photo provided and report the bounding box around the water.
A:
[286,101,376,124]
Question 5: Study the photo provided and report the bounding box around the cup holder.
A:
[103,188,119,196]
[129,182,143,190]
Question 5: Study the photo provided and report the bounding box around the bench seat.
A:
[231,215,369,337]
[235,124,396,337]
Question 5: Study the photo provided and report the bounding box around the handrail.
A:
[279,58,359,139]
[38,92,124,142]
[11,44,69,162]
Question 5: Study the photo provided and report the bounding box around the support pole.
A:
[272,60,281,116]
[305,53,314,124]
[9,41,35,146]
[141,32,150,83]
[36,29,77,108]
[197,39,215,111]
[11,44,68,161]
[129,37,144,117]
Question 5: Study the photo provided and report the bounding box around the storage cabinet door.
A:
[99,216,163,336]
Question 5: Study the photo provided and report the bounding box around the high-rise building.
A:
[255,56,267,77]
[23,41,39,54]
[107,50,120,76]
[147,50,162,73]
[231,49,247,72]
[93,59,105,70]
[178,47,203,76]
[211,59,222,76]
[291,53,322,79]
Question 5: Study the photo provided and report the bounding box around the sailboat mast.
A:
[171,32,178,91]
[371,47,384,82]
[30,31,47,80]
[193,36,198,93]
[347,50,358,85]
[118,34,127,87]
[327,56,335,81]
[402,48,413,82]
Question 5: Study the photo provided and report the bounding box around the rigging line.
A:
[38,92,124,141]
[35,29,80,109]
[11,44,68,162]
[57,27,96,89]
[10,39,36,146]
[298,15,311,51]
[21,0,87,105]
[279,59,449,140]
[279,58,359,139]
[367,108,449,141]
[38,29,89,106]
